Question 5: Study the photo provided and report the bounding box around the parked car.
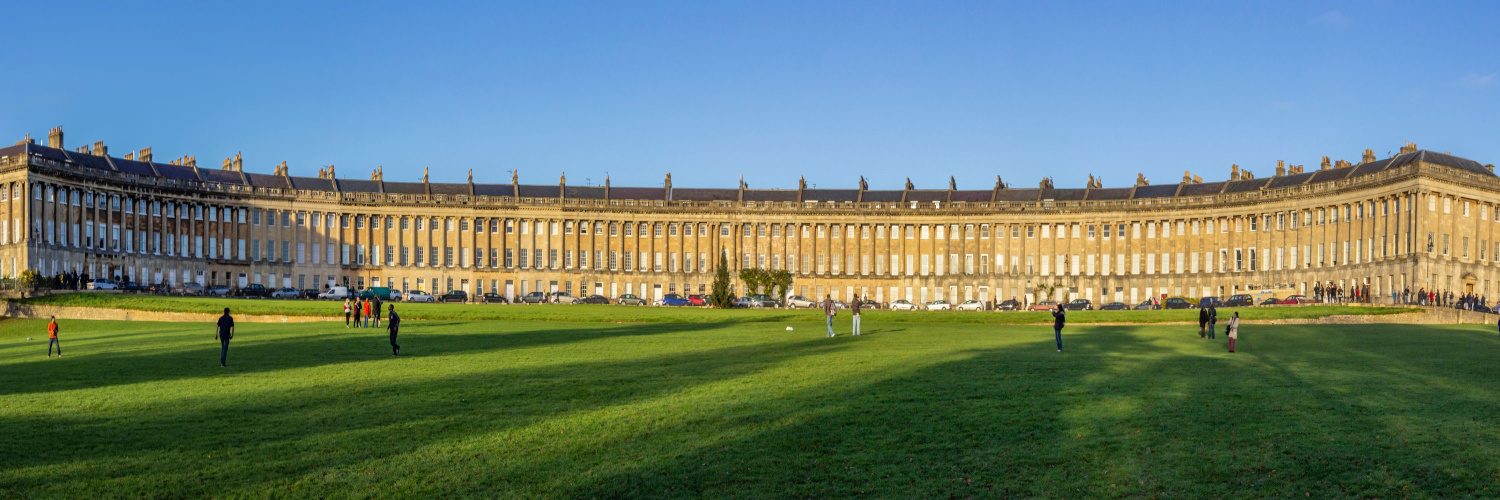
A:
[87,278,118,290]
[270,287,301,299]
[579,294,610,305]
[120,281,145,293]
[659,293,691,307]
[1064,299,1093,311]
[955,299,984,311]
[925,300,952,311]
[548,292,579,304]
[733,296,758,308]
[179,282,204,296]
[1133,300,1157,310]
[616,293,647,306]
[1259,297,1283,306]
[750,294,781,308]
[206,285,232,297]
[1281,294,1311,305]
[1163,297,1195,309]
[482,293,509,304]
[686,294,708,306]
[518,291,547,304]
[1100,302,1130,310]
[1198,297,1225,309]
[440,290,468,303]
[1029,301,1059,311]
[319,286,351,300]
[859,299,880,310]
[300,289,320,299]
[785,295,818,309]
[995,299,1021,311]
[889,299,918,311]
[233,284,270,298]
[406,290,436,303]
[1224,294,1255,307]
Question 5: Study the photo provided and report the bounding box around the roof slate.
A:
[671,188,737,201]
[1133,184,1179,198]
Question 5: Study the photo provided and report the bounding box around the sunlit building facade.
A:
[3,128,1497,304]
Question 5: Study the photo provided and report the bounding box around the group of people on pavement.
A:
[343,296,384,329]
[1396,287,1487,309]
[1313,282,1374,304]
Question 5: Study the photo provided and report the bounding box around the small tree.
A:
[738,268,765,296]
[18,269,42,292]
[768,269,793,300]
[711,252,733,308]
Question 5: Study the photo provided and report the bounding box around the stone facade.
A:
[1,130,1498,306]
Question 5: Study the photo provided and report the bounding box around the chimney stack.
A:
[1230,164,1241,181]
[1321,156,1331,170]
[232,152,242,172]
[124,152,134,161]
[140,147,152,162]
[47,127,63,149]
[1400,142,1418,154]
[1275,161,1286,177]
[1362,149,1376,163]
[93,141,106,157]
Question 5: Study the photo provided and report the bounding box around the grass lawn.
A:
[12,293,1415,324]
[2,315,1497,498]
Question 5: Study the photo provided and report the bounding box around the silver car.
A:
[955,299,985,311]
[925,300,952,311]
[785,295,817,308]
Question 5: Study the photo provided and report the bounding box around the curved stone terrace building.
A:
[2,127,1497,305]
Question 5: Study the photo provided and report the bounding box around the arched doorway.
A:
[1463,273,1477,295]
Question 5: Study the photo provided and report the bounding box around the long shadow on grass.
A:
[553,325,1500,498]
[0,320,739,397]
[0,335,852,498]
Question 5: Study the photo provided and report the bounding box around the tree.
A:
[738,268,765,296]
[711,251,733,308]
[18,269,41,293]
[768,269,793,300]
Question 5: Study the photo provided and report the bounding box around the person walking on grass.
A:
[46,316,61,358]
[343,298,352,328]
[362,297,372,328]
[216,307,235,367]
[1207,304,1218,340]
[850,293,862,336]
[353,297,364,329]
[1227,311,1240,353]
[822,294,837,337]
[372,296,383,329]
[387,304,402,356]
[1197,307,1209,339]
[1053,303,1066,353]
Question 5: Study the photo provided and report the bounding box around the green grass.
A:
[2,314,1498,498]
[12,293,1415,324]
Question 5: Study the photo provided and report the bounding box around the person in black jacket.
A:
[1207,305,1218,340]
[387,304,402,356]
[1198,307,1209,339]
[1052,303,1066,353]
[215,307,235,367]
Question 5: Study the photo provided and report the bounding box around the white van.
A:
[318,286,350,300]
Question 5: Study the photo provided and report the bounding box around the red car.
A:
[687,294,708,306]
[1029,301,1059,311]
[1281,295,1310,305]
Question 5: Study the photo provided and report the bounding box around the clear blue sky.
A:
[4,1,1496,190]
